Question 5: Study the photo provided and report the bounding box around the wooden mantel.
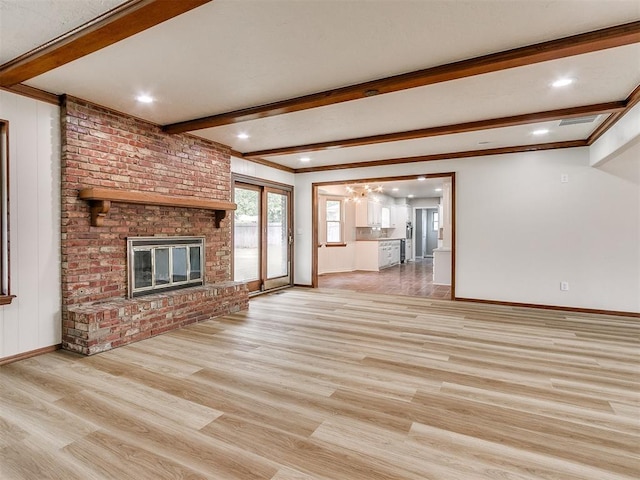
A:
[78,187,236,227]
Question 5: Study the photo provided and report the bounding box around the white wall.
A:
[595,136,640,185]
[409,197,440,208]
[294,147,639,312]
[590,101,640,186]
[590,102,640,168]
[231,156,295,186]
[0,91,61,358]
[318,194,356,274]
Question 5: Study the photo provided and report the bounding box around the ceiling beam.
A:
[229,149,295,174]
[0,0,212,87]
[293,141,588,174]
[163,21,640,134]
[587,84,640,145]
[243,102,625,159]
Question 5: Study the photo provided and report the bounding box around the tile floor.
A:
[318,257,452,299]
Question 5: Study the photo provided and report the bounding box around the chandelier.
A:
[344,184,383,203]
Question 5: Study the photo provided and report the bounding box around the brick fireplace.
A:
[61,96,247,355]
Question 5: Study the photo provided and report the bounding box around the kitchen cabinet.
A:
[378,242,390,269]
[355,240,401,271]
[381,207,390,228]
[391,241,400,264]
[356,200,382,227]
[379,240,401,268]
[381,205,396,228]
[378,243,388,268]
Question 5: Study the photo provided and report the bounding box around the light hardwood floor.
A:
[1,288,638,479]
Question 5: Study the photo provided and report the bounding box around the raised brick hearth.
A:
[66,282,246,355]
[61,96,247,354]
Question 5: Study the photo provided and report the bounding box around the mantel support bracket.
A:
[90,200,111,227]
[213,210,227,229]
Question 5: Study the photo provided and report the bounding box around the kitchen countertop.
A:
[356,238,405,242]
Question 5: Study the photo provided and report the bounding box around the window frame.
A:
[0,120,14,305]
[325,197,345,246]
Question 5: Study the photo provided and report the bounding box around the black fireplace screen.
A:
[127,237,204,297]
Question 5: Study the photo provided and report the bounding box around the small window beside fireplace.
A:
[127,236,205,298]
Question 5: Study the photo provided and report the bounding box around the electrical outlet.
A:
[560,281,569,291]
[560,173,569,183]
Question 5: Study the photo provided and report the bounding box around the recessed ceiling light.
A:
[237,133,250,140]
[408,194,415,198]
[478,141,492,145]
[435,188,442,192]
[136,94,154,103]
[417,176,426,181]
[392,188,399,192]
[532,129,550,136]
[552,78,574,88]
[300,157,311,163]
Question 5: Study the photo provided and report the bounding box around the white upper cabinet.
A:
[381,205,397,228]
[381,206,390,228]
[356,200,382,227]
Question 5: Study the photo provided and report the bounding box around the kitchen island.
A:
[355,238,403,271]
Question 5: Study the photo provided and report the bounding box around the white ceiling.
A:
[273,119,603,169]
[199,45,639,152]
[0,0,124,64]
[3,0,639,170]
[319,177,444,200]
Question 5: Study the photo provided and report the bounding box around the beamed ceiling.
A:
[1,0,639,173]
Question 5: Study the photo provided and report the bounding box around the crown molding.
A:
[0,84,60,105]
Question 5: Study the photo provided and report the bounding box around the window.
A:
[326,199,343,244]
[433,212,439,232]
[127,237,204,298]
[0,120,13,305]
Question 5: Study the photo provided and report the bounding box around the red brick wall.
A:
[66,283,247,355]
[60,96,244,353]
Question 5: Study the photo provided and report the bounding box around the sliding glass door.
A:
[233,179,292,293]
[264,188,291,290]
[233,184,262,292]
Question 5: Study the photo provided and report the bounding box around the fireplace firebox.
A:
[127,236,205,298]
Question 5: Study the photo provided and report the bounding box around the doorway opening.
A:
[232,174,294,294]
[312,172,455,300]
[415,208,439,258]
